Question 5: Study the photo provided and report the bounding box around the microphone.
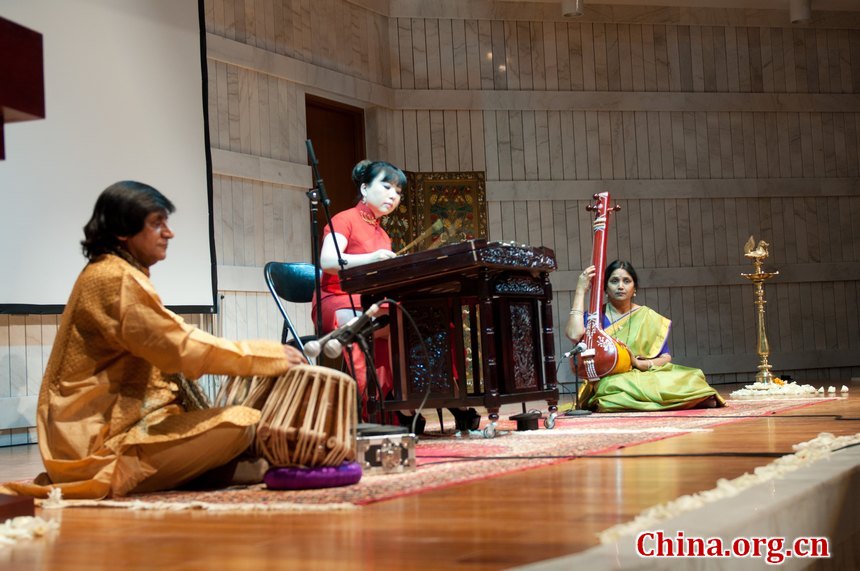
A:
[304,303,382,359]
[358,314,390,337]
[323,315,390,358]
[323,312,389,358]
[562,343,587,360]
[305,138,319,166]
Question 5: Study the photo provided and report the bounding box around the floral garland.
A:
[0,515,58,547]
[37,487,354,513]
[597,431,860,544]
[731,381,849,398]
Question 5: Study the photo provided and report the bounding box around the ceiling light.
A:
[789,0,811,23]
[561,0,584,18]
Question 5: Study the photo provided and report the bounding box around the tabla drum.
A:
[255,364,357,468]
[213,374,277,411]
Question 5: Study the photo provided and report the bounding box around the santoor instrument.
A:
[572,192,633,383]
[215,365,357,467]
[338,238,559,436]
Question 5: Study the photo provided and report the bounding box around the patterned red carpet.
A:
[62,398,833,510]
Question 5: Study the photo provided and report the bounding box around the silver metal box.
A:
[356,433,417,474]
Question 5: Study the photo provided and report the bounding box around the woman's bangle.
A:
[648,360,655,370]
[569,308,583,315]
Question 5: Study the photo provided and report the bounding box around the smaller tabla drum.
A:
[256,364,357,468]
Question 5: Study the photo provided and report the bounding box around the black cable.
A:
[355,333,383,421]
[555,358,578,405]
[556,413,859,421]
[416,450,807,466]
[343,339,364,422]
[753,414,860,421]
[376,297,435,434]
[832,440,860,453]
[416,437,860,465]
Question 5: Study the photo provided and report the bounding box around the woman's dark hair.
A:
[351,160,406,202]
[81,180,175,260]
[604,260,639,290]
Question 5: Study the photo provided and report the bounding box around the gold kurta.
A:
[1,253,295,499]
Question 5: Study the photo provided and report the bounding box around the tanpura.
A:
[573,192,633,383]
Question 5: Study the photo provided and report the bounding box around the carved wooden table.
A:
[339,239,559,435]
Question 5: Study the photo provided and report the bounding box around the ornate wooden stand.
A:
[741,239,779,384]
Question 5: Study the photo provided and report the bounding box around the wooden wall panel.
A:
[414,108,860,186]
[386,17,859,95]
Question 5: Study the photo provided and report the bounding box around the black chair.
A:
[264,262,319,357]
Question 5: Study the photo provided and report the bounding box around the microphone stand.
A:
[305,143,393,434]
[354,334,380,423]
[353,324,408,436]
[352,334,398,436]
[305,139,349,337]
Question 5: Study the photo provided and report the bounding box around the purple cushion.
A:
[263,461,362,490]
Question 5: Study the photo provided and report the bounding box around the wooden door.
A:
[305,95,366,232]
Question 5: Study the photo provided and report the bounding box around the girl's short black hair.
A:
[604,259,639,290]
[81,180,175,260]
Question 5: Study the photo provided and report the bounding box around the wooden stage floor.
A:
[1,383,858,570]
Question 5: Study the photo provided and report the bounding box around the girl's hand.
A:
[371,249,397,262]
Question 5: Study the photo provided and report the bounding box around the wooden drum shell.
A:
[255,364,357,468]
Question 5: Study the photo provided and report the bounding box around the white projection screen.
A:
[0,0,215,312]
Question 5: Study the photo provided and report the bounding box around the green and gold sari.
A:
[578,306,725,412]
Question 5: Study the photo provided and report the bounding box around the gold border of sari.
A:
[603,306,671,358]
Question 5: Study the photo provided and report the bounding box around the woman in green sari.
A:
[564,260,725,412]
